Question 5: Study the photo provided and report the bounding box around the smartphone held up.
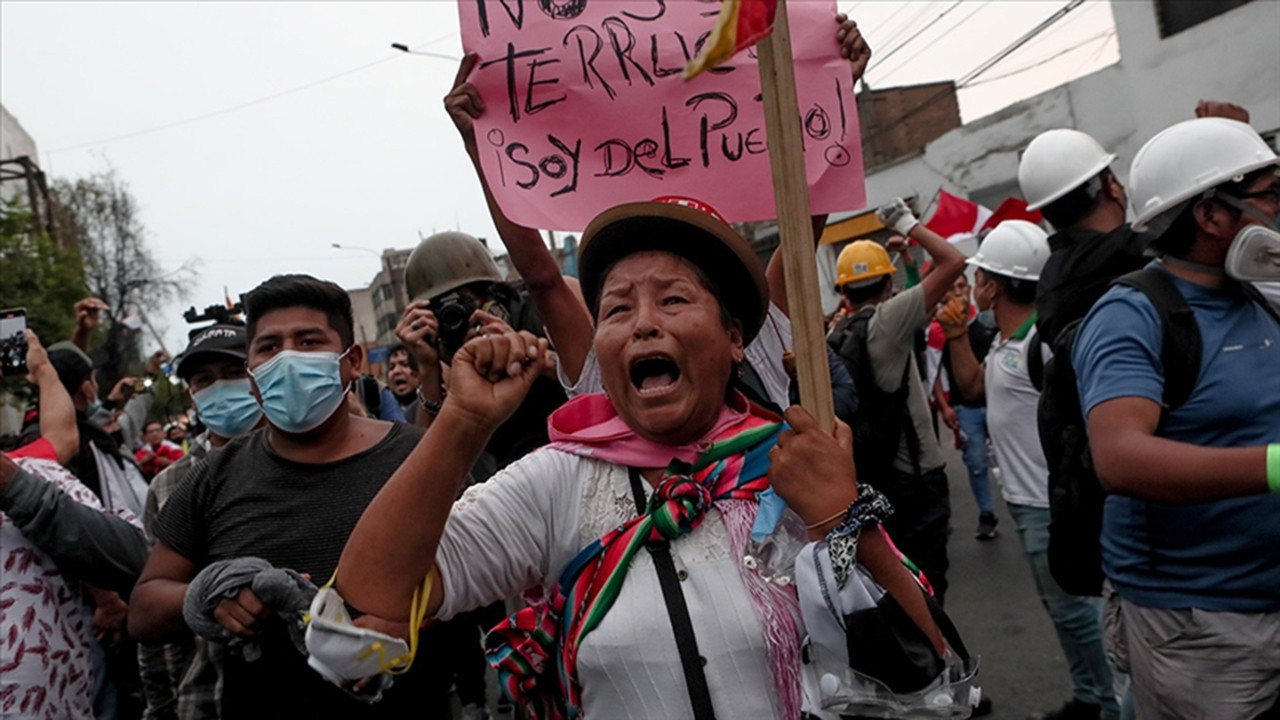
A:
[0,308,28,377]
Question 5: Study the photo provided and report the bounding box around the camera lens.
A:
[436,303,469,332]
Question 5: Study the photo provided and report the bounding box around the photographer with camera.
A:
[398,231,566,473]
[393,232,567,720]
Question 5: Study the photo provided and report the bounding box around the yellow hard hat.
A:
[836,240,895,287]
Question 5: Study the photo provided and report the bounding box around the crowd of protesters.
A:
[2,11,1277,720]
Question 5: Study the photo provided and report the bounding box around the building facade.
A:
[757,0,1280,313]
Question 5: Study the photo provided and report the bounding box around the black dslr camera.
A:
[433,291,479,355]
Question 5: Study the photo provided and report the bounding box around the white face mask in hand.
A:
[305,588,411,688]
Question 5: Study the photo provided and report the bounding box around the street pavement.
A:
[938,437,1085,719]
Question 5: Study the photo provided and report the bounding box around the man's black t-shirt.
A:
[1036,223,1149,347]
[154,422,429,717]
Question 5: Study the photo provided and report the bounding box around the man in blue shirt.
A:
[1073,118,1280,717]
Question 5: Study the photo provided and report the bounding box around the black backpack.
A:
[828,307,922,483]
[1034,268,1205,596]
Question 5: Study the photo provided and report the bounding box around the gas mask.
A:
[1215,186,1280,282]
[1225,223,1280,282]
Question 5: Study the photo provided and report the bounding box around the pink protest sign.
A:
[458,0,865,230]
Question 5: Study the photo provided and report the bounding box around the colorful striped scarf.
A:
[485,397,786,719]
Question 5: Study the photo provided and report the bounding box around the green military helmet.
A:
[404,231,504,302]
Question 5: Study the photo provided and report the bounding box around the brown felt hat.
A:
[578,201,770,344]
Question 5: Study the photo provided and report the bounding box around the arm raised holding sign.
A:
[448,13,872,383]
[446,54,597,385]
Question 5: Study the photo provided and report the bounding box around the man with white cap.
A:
[1021,101,1260,346]
[1018,129,1148,348]
[1072,117,1280,715]
[940,221,1120,720]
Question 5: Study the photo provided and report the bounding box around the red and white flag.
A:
[924,190,993,240]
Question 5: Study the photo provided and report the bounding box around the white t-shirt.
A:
[558,303,795,412]
[984,329,1051,508]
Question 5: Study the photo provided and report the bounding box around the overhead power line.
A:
[866,0,965,75]
[870,2,916,44]
[964,30,1115,88]
[954,0,1086,87]
[872,1,991,85]
[859,0,1088,146]
[46,33,459,155]
[873,1,947,54]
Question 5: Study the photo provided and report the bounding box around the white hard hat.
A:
[968,220,1051,282]
[1130,118,1279,233]
[1018,129,1117,211]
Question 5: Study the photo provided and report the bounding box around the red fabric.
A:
[927,320,947,351]
[925,191,991,239]
[980,197,1044,232]
[735,0,779,53]
[4,437,58,462]
[134,441,184,477]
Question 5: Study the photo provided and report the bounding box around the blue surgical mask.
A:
[249,349,351,434]
[976,310,996,328]
[86,399,103,417]
[192,378,263,439]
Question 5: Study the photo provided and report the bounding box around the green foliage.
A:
[0,198,88,408]
[50,168,195,389]
[0,197,87,343]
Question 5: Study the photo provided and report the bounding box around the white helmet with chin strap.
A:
[967,220,1051,282]
[1129,118,1278,234]
[1018,129,1117,211]
[1129,118,1280,282]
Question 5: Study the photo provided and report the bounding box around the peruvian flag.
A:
[980,197,1044,232]
[924,191,993,240]
[684,0,779,79]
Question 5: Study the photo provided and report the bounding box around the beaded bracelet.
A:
[416,386,446,416]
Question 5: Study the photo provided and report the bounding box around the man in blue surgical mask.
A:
[129,275,438,718]
[136,321,262,719]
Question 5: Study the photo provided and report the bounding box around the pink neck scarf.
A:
[547,391,756,467]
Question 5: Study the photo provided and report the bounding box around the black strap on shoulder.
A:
[1027,331,1045,392]
[1114,268,1202,410]
[628,468,717,720]
[837,307,924,477]
[897,361,923,478]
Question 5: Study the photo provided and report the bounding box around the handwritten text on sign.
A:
[458,0,866,230]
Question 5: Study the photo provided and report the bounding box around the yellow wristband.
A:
[1267,444,1280,494]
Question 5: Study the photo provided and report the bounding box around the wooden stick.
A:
[756,0,835,431]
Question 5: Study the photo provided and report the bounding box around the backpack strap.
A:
[838,307,923,477]
[1113,268,1202,410]
[1027,331,1045,392]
